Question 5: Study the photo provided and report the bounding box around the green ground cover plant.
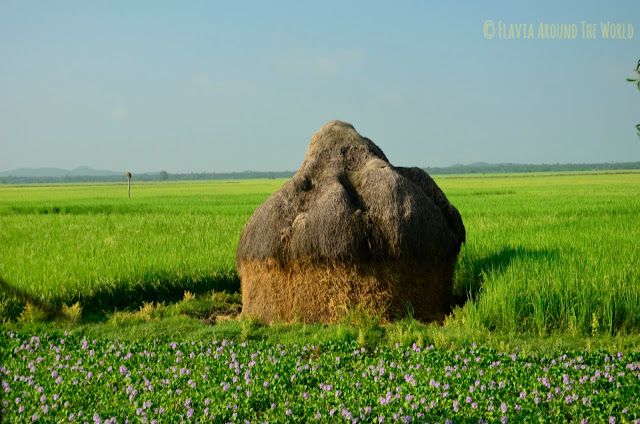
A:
[2,331,640,423]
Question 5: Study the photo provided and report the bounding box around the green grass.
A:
[0,180,282,314]
[446,172,640,336]
[1,172,639,338]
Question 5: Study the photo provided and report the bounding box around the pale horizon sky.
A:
[1,1,640,173]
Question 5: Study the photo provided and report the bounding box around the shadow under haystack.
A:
[237,121,465,323]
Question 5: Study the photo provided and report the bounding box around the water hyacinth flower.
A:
[3,334,640,422]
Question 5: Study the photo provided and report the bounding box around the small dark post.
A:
[125,171,132,198]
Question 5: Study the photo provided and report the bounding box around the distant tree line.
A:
[423,162,640,175]
[2,163,640,185]
[0,170,295,185]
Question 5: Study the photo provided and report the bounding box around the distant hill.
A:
[0,166,121,178]
[1,162,639,184]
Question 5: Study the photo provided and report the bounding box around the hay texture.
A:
[237,121,465,323]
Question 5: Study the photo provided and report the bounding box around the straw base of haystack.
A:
[238,258,455,323]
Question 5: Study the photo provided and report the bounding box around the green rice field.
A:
[1,172,639,336]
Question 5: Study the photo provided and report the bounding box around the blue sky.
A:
[1,1,639,173]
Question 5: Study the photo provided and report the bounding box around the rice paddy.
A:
[1,172,639,336]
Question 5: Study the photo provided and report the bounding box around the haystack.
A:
[236,121,465,323]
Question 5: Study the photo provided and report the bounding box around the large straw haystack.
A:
[237,121,465,323]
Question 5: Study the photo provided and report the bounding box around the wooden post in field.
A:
[125,171,132,198]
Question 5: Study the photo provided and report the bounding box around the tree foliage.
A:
[627,59,640,137]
